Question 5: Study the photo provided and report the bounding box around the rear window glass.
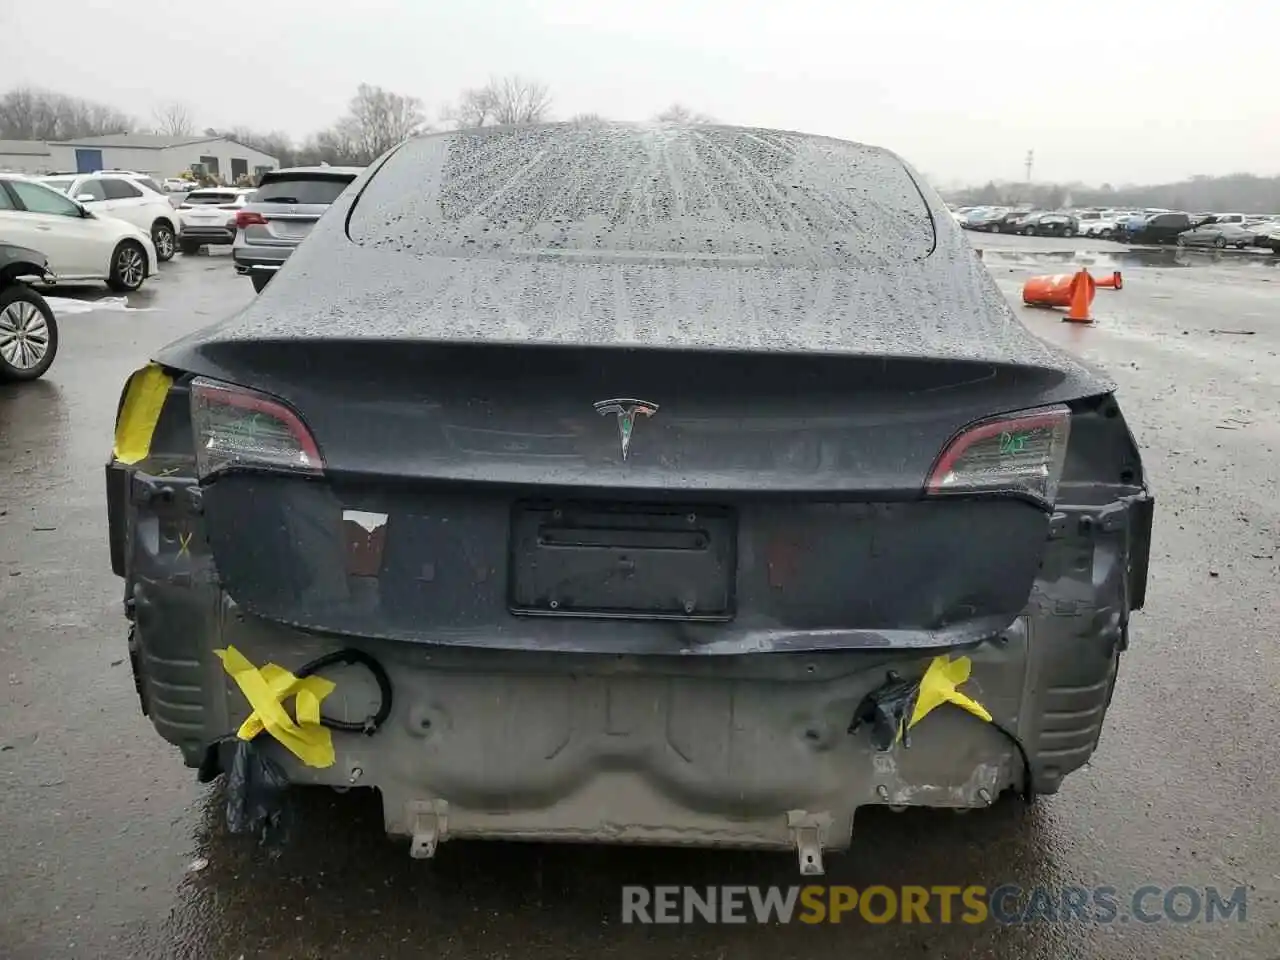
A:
[254,174,354,205]
[186,191,238,205]
[348,125,936,268]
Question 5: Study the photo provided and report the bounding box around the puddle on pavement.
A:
[979,247,1280,271]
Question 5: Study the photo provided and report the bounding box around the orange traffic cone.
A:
[1065,269,1095,323]
[1022,273,1078,307]
[1095,271,1123,290]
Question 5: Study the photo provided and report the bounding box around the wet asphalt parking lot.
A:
[1,239,1278,959]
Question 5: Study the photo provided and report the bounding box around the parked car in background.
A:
[1079,212,1136,239]
[962,207,1007,231]
[0,242,58,381]
[105,122,1153,869]
[37,172,179,262]
[0,174,157,291]
[1252,220,1280,252]
[178,188,253,255]
[1175,221,1256,249]
[1122,212,1194,245]
[1019,212,1079,237]
[163,178,194,193]
[991,210,1033,233]
[232,166,363,292]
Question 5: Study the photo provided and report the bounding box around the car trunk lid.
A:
[190,340,1080,653]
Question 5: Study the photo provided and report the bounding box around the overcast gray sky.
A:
[5,0,1277,186]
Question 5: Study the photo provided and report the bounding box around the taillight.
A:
[235,210,267,228]
[189,377,323,480]
[926,404,1071,506]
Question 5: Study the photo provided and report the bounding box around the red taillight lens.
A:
[926,405,1071,506]
[189,377,323,480]
[235,210,267,228]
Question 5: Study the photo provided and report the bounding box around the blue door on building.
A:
[75,149,104,173]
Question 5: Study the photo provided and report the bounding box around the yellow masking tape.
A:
[215,646,336,769]
[112,363,174,464]
[899,655,993,741]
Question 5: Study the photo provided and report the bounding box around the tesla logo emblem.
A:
[593,398,659,461]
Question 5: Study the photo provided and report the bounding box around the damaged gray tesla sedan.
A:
[105,122,1153,873]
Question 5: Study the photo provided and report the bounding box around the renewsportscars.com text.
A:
[621,885,1248,925]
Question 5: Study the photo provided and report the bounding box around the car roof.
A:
[41,171,148,180]
[158,122,1111,397]
[264,166,365,177]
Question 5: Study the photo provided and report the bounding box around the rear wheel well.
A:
[152,216,176,233]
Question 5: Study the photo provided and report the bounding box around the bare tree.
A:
[336,84,427,163]
[296,126,362,167]
[569,112,607,125]
[0,85,134,140]
[488,76,552,125]
[654,103,716,125]
[153,101,194,137]
[441,86,497,129]
[443,75,552,128]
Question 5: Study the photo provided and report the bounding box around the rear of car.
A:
[232,167,361,289]
[178,188,250,253]
[105,124,1153,872]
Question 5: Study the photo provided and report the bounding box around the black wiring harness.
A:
[293,647,393,735]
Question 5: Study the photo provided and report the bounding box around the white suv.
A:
[37,172,179,262]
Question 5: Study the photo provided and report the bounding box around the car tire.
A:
[1064,228,1076,238]
[1176,236,1187,247]
[1213,236,1227,249]
[250,274,272,293]
[107,240,148,292]
[0,284,58,382]
[180,240,203,256]
[1024,226,1037,236]
[152,221,176,262]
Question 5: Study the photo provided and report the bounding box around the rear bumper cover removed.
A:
[109,450,1151,868]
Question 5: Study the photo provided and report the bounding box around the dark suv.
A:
[1123,212,1193,245]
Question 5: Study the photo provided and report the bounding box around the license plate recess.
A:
[509,502,735,620]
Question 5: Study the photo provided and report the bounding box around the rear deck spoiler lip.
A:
[155,337,1108,401]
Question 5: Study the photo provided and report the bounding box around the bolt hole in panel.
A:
[508,502,736,620]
